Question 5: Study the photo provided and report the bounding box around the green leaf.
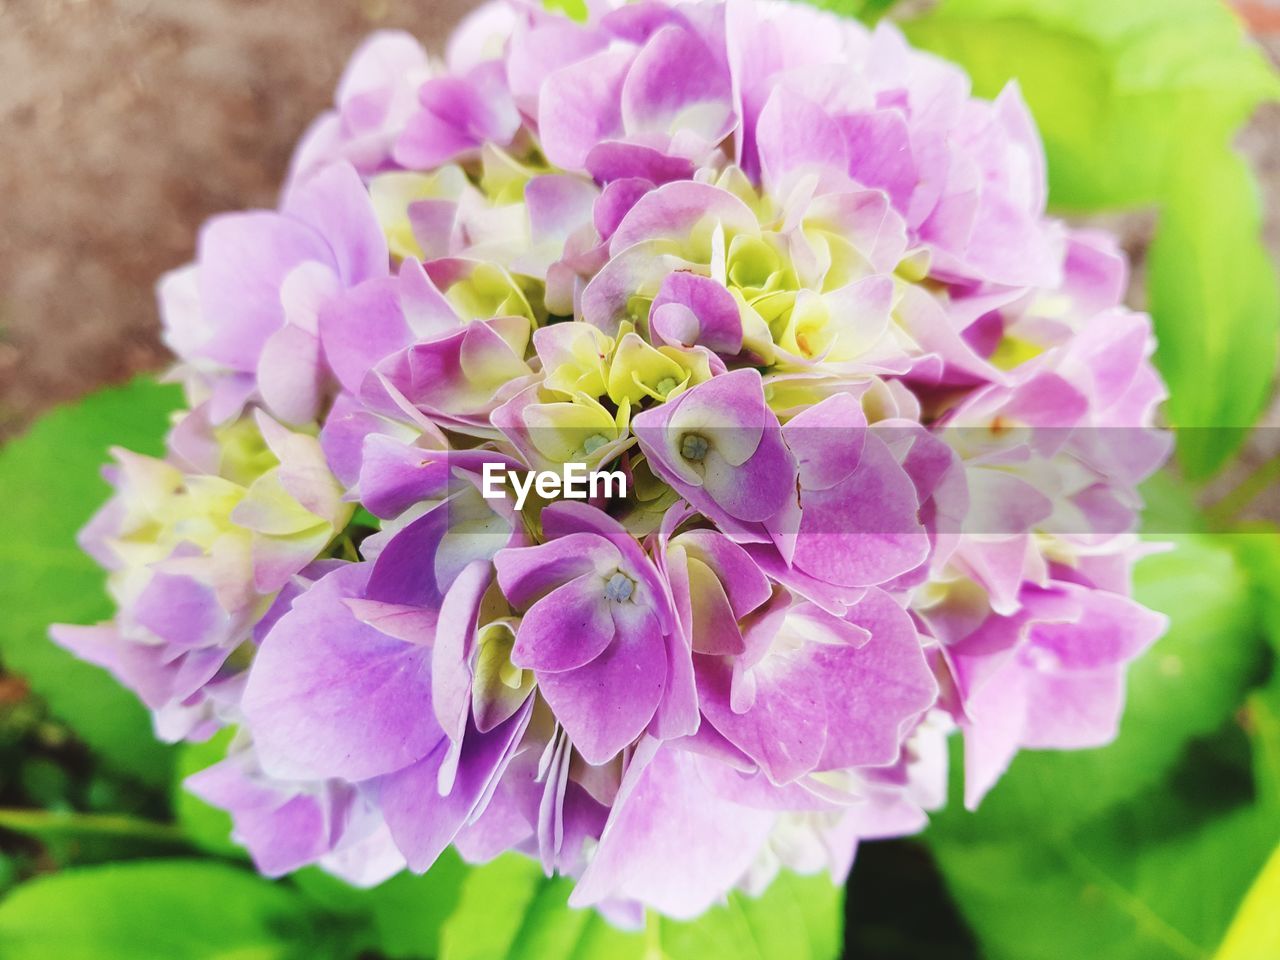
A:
[293,851,470,960]
[438,856,842,960]
[659,871,842,960]
[1245,673,1280,818]
[1227,526,1280,655]
[932,787,1280,960]
[174,729,242,858]
[541,0,588,21]
[931,535,1264,840]
[1148,146,1280,478]
[0,859,333,960]
[0,378,182,788]
[1138,470,1207,536]
[1214,842,1280,960]
[439,856,551,960]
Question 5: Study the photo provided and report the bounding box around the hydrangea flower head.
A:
[56,0,1170,921]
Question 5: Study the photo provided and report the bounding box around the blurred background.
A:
[0,0,475,438]
[3,2,1280,959]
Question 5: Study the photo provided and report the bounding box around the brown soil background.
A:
[1,0,1277,442]
[0,0,473,437]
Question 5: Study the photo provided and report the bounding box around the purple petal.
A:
[650,272,743,354]
[816,588,938,770]
[756,85,848,192]
[621,25,733,144]
[513,574,617,673]
[318,277,412,396]
[355,435,451,520]
[378,704,532,872]
[792,432,929,587]
[571,741,775,919]
[538,613,666,766]
[538,49,633,171]
[241,564,438,782]
[496,533,622,609]
[282,161,389,287]
[196,212,330,371]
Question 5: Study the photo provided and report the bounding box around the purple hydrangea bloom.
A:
[57,0,1171,923]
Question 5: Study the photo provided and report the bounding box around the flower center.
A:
[656,377,678,396]
[583,433,610,455]
[680,432,710,462]
[604,571,635,602]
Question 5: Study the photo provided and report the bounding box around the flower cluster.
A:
[55,0,1170,921]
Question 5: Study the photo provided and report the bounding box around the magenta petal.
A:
[378,704,532,872]
[185,760,332,877]
[651,272,743,354]
[841,110,917,212]
[571,742,775,919]
[365,505,451,608]
[963,667,1028,811]
[674,530,773,618]
[432,561,491,741]
[538,612,666,766]
[700,424,796,523]
[621,25,733,142]
[756,85,848,192]
[586,143,695,185]
[356,435,451,520]
[783,393,866,491]
[816,588,938,770]
[132,573,226,650]
[611,181,757,253]
[1030,586,1165,671]
[512,574,616,673]
[495,533,622,610]
[319,278,412,396]
[257,324,324,427]
[1019,670,1125,750]
[793,432,929,587]
[698,650,828,785]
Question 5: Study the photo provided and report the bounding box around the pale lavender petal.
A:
[241,564,438,782]
[571,741,775,919]
[539,49,633,171]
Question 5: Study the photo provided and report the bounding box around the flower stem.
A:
[0,808,187,844]
[1206,451,1280,529]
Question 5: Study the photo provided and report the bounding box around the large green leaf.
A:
[905,0,1280,477]
[0,378,182,787]
[1229,526,1280,655]
[931,747,1280,960]
[932,788,1279,960]
[1148,146,1280,477]
[1245,672,1280,820]
[438,855,842,960]
[659,870,842,960]
[0,859,335,960]
[292,852,470,960]
[931,535,1265,841]
[1214,842,1280,960]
